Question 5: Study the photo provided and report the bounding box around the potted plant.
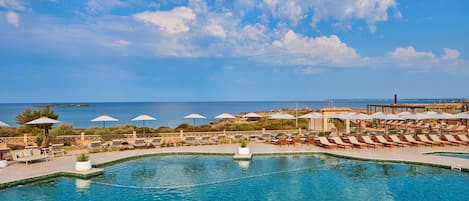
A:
[237,137,250,155]
[75,153,91,171]
[0,148,8,168]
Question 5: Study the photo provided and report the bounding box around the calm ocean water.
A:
[0,99,459,128]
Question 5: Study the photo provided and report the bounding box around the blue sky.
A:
[0,0,468,103]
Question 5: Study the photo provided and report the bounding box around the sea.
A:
[0,99,461,128]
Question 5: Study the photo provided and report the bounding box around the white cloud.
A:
[443,48,460,60]
[0,0,25,11]
[6,11,19,27]
[86,0,128,15]
[310,0,400,33]
[388,46,436,66]
[109,39,131,48]
[299,66,324,75]
[204,24,226,38]
[268,30,361,66]
[260,0,304,25]
[133,7,196,34]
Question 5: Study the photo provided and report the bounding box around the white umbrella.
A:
[298,112,323,119]
[328,112,354,119]
[400,113,428,120]
[215,113,236,119]
[299,112,323,130]
[26,117,60,125]
[370,112,387,119]
[91,115,118,128]
[215,113,236,130]
[397,111,412,116]
[132,114,157,134]
[269,113,295,120]
[243,112,262,118]
[427,112,455,120]
[347,113,372,120]
[25,117,60,148]
[184,113,206,130]
[0,121,10,127]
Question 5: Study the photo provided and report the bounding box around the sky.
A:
[0,0,468,103]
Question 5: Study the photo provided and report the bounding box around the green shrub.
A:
[50,123,74,136]
[240,137,247,148]
[76,154,89,162]
[35,134,43,146]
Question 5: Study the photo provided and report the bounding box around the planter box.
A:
[0,160,7,168]
[237,147,250,155]
[75,161,92,171]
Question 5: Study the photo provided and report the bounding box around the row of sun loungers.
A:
[383,120,467,132]
[316,134,469,149]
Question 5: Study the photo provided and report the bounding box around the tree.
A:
[16,106,59,148]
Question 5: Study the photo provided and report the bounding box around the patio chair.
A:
[150,137,162,147]
[428,135,457,146]
[49,144,65,157]
[330,137,353,148]
[132,138,146,148]
[88,141,104,152]
[456,134,469,143]
[185,136,197,146]
[347,136,373,148]
[317,137,338,148]
[403,135,428,146]
[443,135,468,145]
[417,135,441,146]
[388,135,412,146]
[361,136,384,148]
[453,125,466,132]
[200,136,212,145]
[111,139,124,149]
[375,136,401,147]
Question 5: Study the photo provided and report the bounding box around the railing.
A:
[0,129,300,147]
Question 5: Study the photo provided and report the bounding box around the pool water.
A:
[434,153,469,159]
[1,155,468,201]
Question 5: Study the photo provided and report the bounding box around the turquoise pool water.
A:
[1,155,468,201]
[434,153,469,159]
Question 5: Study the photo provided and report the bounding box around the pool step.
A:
[233,153,253,160]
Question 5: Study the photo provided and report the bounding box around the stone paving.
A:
[1,143,468,187]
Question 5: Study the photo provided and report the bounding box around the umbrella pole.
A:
[143,120,145,135]
[103,121,105,128]
[193,119,196,131]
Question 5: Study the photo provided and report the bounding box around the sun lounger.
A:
[213,135,228,144]
[49,144,65,157]
[331,137,353,148]
[200,136,212,145]
[184,136,197,146]
[429,135,457,146]
[389,135,412,146]
[318,137,338,148]
[111,139,124,148]
[88,141,104,152]
[443,135,468,145]
[150,137,162,147]
[453,125,466,132]
[258,134,271,142]
[403,135,428,146]
[456,135,469,143]
[347,136,373,148]
[132,138,146,148]
[361,136,384,148]
[417,135,441,146]
[375,136,401,147]
[12,149,48,165]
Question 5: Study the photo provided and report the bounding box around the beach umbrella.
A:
[26,117,60,148]
[454,112,469,132]
[215,113,236,129]
[299,112,323,130]
[184,113,206,130]
[400,113,428,120]
[132,114,157,134]
[269,113,295,120]
[328,112,354,119]
[347,113,372,120]
[397,111,412,116]
[0,121,10,127]
[215,113,236,119]
[91,115,118,128]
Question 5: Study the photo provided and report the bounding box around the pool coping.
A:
[1,151,468,190]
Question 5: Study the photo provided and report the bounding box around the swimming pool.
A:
[433,153,469,160]
[1,155,468,201]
